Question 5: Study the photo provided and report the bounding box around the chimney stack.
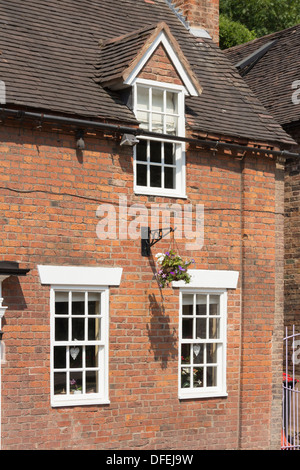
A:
[171,0,219,43]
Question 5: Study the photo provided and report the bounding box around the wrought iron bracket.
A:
[141,226,175,257]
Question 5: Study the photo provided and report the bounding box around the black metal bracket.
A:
[141,226,175,257]
[0,330,3,340]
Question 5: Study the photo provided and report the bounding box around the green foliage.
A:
[219,14,256,49]
[220,0,300,49]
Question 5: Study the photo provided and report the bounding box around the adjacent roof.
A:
[224,24,300,127]
[0,0,295,146]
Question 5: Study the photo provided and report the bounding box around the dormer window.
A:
[95,22,202,199]
[133,80,186,197]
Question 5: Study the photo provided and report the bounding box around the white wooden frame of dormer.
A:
[123,30,199,97]
[132,79,187,198]
[124,29,200,199]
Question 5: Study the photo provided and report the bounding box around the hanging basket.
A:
[155,250,195,288]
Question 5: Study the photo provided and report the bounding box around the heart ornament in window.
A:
[70,346,80,361]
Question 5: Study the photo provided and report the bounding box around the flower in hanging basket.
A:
[155,250,194,288]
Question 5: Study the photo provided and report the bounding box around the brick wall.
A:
[139,44,183,85]
[0,119,282,449]
[171,0,219,43]
[284,125,300,336]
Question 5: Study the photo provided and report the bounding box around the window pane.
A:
[55,292,68,315]
[181,367,191,388]
[54,372,66,395]
[193,344,203,364]
[152,88,164,113]
[86,346,99,368]
[164,142,175,165]
[181,343,190,364]
[196,295,207,316]
[86,371,98,394]
[150,140,161,163]
[164,167,175,189]
[150,165,162,188]
[55,317,68,341]
[196,318,206,339]
[209,318,220,339]
[207,367,217,387]
[54,346,66,369]
[182,318,193,339]
[209,295,220,315]
[137,164,147,186]
[166,115,178,135]
[72,317,84,341]
[70,372,82,394]
[166,91,178,114]
[151,113,163,133]
[136,110,149,130]
[182,294,193,315]
[72,292,85,316]
[207,343,217,364]
[137,86,149,110]
[70,346,82,368]
[193,367,203,388]
[136,140,147,162]
[88,317,101,341]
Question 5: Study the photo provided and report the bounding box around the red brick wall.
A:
[171,0,219,43]
[138,44,183,86]
[0,121,281,449]
[284,126,300,335]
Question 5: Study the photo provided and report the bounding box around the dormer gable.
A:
[95,22,202,97]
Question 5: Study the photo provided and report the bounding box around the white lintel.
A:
[172,269,239,289]
[38,265,123,287]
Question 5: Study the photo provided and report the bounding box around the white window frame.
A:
[179,288,228,400]
[50,285,110,408]
[133,78,187,199]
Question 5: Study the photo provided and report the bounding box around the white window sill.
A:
[51,396,110,408]
[134,188,187,199]
[179,391,228,400]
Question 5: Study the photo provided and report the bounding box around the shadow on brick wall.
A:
[146,293,177,370]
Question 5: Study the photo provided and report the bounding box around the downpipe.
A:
[0,281,7,451]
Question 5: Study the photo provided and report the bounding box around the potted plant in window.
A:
[155,250,194,288]
[70,378,82,394]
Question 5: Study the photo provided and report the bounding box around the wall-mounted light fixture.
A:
[0,261,29,450]
[75,129,85,150]
[0,262,30,332]
[120,133,139,147]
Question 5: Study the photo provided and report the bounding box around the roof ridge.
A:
[226,22,300,53]
[99,22,165,48]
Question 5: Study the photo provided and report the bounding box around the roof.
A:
[95,22,202,96]
[0,0,295,146]
[224,24,300,127]
[96,24,158,89]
